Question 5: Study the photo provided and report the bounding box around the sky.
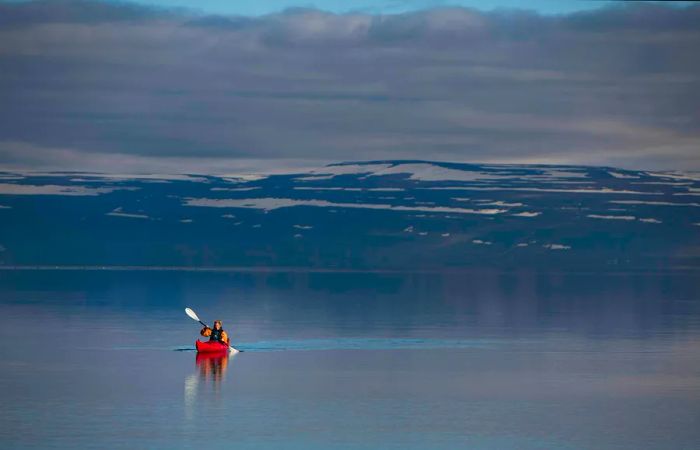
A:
[0,0,699,173]
[98,0,698,16]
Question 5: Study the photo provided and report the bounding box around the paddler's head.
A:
[213,320,222,330]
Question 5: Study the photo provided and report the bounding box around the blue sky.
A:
[91,0,697,16]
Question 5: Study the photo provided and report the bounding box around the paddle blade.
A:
[185,307,200,322]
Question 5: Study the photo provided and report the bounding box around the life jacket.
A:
[209,328,225,343]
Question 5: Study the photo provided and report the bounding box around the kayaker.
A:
[200,320,229,346]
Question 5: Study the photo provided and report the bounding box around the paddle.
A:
[185,307,240,353]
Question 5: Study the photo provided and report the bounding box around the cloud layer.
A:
[1,1,699,172]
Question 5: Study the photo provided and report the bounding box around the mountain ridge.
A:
[1,161,699,270]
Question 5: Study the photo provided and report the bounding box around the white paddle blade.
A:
[185,307,200,322]
[229,347,239,354]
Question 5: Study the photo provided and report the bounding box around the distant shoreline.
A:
[0,265,698,275]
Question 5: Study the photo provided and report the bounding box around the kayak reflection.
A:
[184,352,232,418]
[196,352,230,386]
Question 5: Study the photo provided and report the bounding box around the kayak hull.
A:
[195,340,230,354]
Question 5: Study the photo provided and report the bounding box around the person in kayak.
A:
[200,320,229,346]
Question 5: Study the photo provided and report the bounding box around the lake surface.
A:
[1,270,699,449]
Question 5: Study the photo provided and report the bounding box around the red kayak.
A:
[195,340,230,354]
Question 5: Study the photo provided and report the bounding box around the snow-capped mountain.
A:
[1,161,699,270]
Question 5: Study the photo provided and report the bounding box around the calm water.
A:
[1,270,699,449]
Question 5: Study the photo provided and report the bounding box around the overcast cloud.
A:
[0,0,699,173]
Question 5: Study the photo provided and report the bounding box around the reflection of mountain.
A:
[1,161,699,270]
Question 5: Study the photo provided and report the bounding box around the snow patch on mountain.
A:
[72,173,207,183]
[300,163,393,179]
[610,200,700,207]
[608,171,639,179]
[0,183,135,196]
[217,174,268,183]
[211,187,260,192]
[482,201,524,207]
[544,244,571,250]
[423,187,661,195]
[646,171,700,182]
[588,214,636,221]
[106,207,149,219]
[184,197,506,215]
